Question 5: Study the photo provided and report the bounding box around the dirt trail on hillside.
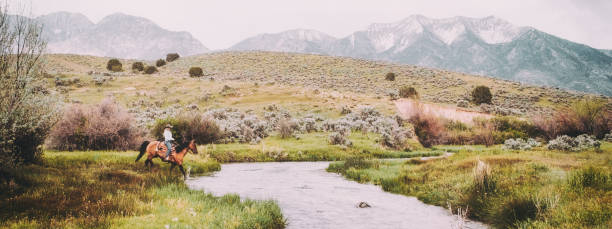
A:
[395,99,492,125]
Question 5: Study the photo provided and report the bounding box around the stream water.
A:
[187,161,486,229]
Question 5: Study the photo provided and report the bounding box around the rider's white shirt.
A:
[164,130,174,141]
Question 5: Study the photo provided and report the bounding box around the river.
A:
[187,161,486,229]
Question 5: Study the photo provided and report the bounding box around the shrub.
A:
[471,86,492,104]
[278,119,298,139]
[380,128,411,150]
[204,108,270,144]
[54,77,80,86]
[546,134,600,151]
[189,67,204,77]
[131,62,144,71]
[340,105,352,115]
[473,122,495,147]
[155,59,166,67]
[144,66,158,74]
[0,10,60,167]
[409,112,446,148]
[571,99,610,138]
[385,72,396,81]
[533,99,610,139]
[605,131,612,142]
[151,113,221,145]
[47,99,141,151]
[502,138,540,150]
[329,132,352,146]
[166,53,180,62]
[106,59,122,72]
[399,86,418,99]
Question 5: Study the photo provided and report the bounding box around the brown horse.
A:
[136,139,198,178]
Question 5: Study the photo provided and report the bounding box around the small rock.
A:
[358,202,371,208]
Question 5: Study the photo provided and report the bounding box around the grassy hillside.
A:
[43,51,610,119]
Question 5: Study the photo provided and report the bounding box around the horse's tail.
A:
[136,141,150,162]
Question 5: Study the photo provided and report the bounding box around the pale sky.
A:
[8,0,612,50]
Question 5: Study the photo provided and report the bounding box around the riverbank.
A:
[205,132,430,163]
[0,151,285,228]
[327,143,612,228]
[187,161,486,228]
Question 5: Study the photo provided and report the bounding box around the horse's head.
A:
[188,139,198,154]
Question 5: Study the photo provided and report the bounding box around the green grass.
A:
[327,143,612,228]
[0,151,285,228]
[204,132,432,162]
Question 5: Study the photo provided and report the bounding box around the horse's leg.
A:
[179,165,186,179]
[170,164,176,173]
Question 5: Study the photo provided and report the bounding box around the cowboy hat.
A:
[165,124,173,128]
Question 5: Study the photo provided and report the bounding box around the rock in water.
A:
[358,202,371,208]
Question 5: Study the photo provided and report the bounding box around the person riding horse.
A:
[163,124,174,161]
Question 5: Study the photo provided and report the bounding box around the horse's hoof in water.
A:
[358,202,371,208]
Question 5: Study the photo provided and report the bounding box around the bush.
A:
[155,59,166,67]
[409,112,446,148]
[534,99,610,139]
[278,119,298,139]
[399,86,418,99]
[471,86,492,104]
[144,66,158,74]
[106,59,122,72]
[546,134,601,151]
[329,132,352,146]
[380,128,411,150]
[47,99,141,151]
[205,108,270,144]
[166,53,180,62]
[385,72,396,81]
[189,67,204,77]
[131,62,144,71]
[502,138,540,150]
[151,113,221,145]
[473,122,495,147]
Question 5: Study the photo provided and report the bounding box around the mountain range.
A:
[35,12,208,60]
[230,15,612,96]
[29,12,612,95]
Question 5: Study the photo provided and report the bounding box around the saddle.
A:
[156,141,176,158]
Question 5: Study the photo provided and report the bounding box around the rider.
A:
[163,124,174,161]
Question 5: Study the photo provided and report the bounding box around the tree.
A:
[399,86,418,99]
[189,67,203,77]
[144,66,157,74]
[107,59,122,72]
[131,61,144,71]
[166,53,180,62]
[472,86,492,105]
[0,6,60,167]
[155,59,166,67]
[385,72,396,81]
